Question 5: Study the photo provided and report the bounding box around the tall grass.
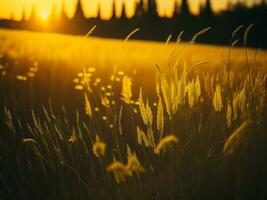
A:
[0,27,267,199]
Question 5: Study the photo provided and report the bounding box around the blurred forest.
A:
[0,0,267,47]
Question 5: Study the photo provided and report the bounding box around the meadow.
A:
[0,27,267,199]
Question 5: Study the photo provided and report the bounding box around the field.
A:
[0,28,267,199]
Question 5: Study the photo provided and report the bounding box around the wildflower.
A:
[133,108,138,114]
[73,78,79,84]
[102,116,108,121]
[110,75,115,81]
[117,70,125,76]
[30,66,38,72]
[93,136,106,157]
[101,86,105,91]
[27,72,35,78]
[75,85,83,90]
[95,78,101,83]
[154,135,179,154]
[106,92,112,97]
[101,96,110,108]
[78,72,83,77]
[16,75,27,81]
[68,135,77,144]
[88,67,96,73]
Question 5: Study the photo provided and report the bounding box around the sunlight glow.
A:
[39,11,50,21]
[0,0,259,21]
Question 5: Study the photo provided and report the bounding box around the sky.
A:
[0,0,261,20]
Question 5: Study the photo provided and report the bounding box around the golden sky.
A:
[0,0,259,20]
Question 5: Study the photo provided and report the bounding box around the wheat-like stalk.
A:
[157,95,164,138]
[223,120,250,156]
[126,145,145,176]
[154,135,178,154]
[121,75,133,104]
[138,88,154,126]
[226,100,233,128]
[84,93,92,117]
[213,84,223,112]
[22,138,37,144]
[136,126,149,147]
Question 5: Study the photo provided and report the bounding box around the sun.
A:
[39,11,50,21]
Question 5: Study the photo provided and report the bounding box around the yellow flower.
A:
[75,85,83,90]
[101,96,110,108]
[27,72,35,78]
[93,136,106,157]
[88,67,96,73]
[68,135,77,144]
[16,75,27,81]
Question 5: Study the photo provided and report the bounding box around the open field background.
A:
[0,28,267,199]
[0,28,266,115]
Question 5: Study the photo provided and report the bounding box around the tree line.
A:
[1,0,267,48]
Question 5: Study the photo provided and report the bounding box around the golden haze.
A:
[0,0,257,21]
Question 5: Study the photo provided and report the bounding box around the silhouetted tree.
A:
[96,3,101,20]
[49,2,57,23]
[29,4,38,23]
[73,0,86,22]
[173,0,180,18]
[135,0,144,18]
[59,0,69,22]
[180,0,190,17]
[1,0,267,48]
[111,0,117,20]
[121,2,127,20]
[21,7,27,22]
[201,0,213,18]
[147,0,158,19]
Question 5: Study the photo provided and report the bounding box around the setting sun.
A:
[39,11,49,21]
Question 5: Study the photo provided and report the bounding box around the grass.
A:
[0,27,267,199]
